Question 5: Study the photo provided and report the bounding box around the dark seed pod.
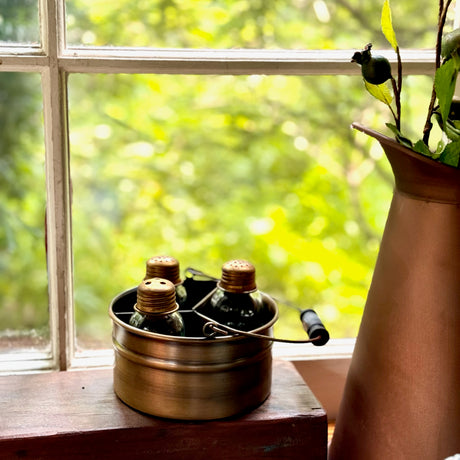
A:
[351,43,392,85]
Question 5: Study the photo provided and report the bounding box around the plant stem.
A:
[423,0,453,146]
[393,45,402,132]
[390,77,400,130]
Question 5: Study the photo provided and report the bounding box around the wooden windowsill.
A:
[0,360,327,459]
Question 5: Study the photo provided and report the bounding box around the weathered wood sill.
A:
[0,360,327,459]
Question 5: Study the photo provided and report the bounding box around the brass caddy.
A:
[109,284,278,420]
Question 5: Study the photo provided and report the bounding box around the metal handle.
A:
[199,318,325,344]
[191,287,329,345]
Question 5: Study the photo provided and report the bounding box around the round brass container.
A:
[109,287,278,420]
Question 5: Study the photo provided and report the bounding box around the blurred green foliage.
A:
[66,0,441,49]
[0,0,39,44]
[0,0,443,351]
[0,0,47,349]
[0,70,47,345]
[68,72,433,347]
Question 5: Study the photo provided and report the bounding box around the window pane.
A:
[69,73,432,350]
[66,0,448,49]
[0,0,40,45]
[0,73,48,353]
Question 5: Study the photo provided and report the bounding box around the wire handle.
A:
[191,286,329,345]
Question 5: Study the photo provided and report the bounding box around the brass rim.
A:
[109,287,279,343]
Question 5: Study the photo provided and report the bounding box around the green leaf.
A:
[385,123,413,148]
[435,140,447,157]
[435,58,458,125]
[443,118,460,141]
[412,140,433,158]
[364,80,393,105]
[439,141,460,167]
[381,0,398,51]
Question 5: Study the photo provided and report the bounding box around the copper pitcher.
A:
[329,124,460,459]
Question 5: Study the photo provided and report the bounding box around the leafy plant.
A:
[352,0,460,168]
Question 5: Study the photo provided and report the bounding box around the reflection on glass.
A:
[66,0,445,49]
[0,0,40,45]
[69,73,432,349]
[0,73,48,352]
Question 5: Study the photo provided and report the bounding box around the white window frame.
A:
[0,0,436,410]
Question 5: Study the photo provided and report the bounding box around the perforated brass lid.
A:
[135,278,178,315]
[218,259,257,293]
[144,256,182,285]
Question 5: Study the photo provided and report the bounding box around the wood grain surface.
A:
[0,360,327,459]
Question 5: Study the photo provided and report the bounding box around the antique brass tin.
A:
[109,287,278,420]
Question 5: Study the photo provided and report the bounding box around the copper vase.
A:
[329,123,460,459]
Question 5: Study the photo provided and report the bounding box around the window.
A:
[0,0,448,375]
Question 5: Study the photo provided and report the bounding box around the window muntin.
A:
[65,0,444,50]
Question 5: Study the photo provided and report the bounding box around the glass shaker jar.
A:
[144,255,187,307]
[205,259,271,331]
[129,277,185,336]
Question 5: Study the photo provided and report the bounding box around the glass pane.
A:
[0,0,40,45]
[0,73,48,353]
[68,72,432,349]
[66,0,450,49]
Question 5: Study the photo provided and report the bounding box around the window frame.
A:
[0,0,436,382]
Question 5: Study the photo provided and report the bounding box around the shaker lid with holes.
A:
[144,256,182,285]
[218,259,257,293]
[135,277,178,315]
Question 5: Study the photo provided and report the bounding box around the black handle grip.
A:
[300,309,330,346]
